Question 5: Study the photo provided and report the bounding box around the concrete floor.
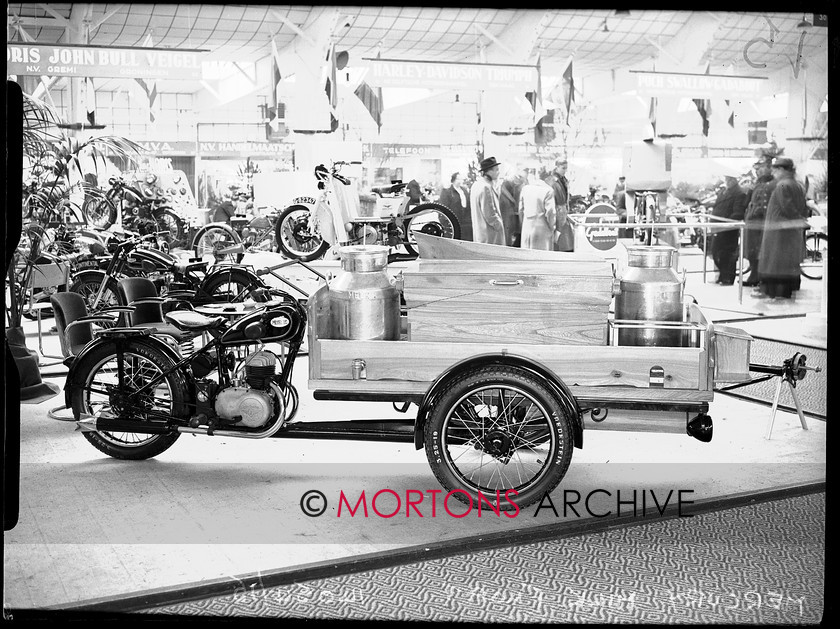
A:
[3,246,827,610]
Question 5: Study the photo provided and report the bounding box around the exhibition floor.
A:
[3,247,827,617]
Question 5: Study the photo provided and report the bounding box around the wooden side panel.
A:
[316,339,702,389]
[407,302,608,345]
[306,284,331,381]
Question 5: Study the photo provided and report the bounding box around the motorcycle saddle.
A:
[371,182,407,195]
[173,260,208,274]
[165,310,228,332]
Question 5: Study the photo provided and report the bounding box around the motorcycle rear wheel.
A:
[275,204,329,262]
[402,203,461,256]
[200,267,262,302]
[72,342,186,460]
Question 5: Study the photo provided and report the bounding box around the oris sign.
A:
[7,43,205,80]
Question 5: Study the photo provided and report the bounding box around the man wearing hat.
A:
[470,156,505,245]
[710,167,748,285]
[546,157,575,251]
[743,158,776,287]
[756,157,809,300]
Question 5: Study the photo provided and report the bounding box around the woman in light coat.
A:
[518,170,557,250]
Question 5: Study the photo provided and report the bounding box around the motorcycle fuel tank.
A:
[220,303,303,345]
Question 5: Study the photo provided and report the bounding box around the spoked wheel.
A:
[153,207,187,250]
[200,268,262,303]
[71,342,187,459]
[192,225,244,265]
[275,204,329,262]
[68,271,121,329]
[424,365,573,511]
[801,232,826,280]
[83,196,118,230]
[402,203,461,256]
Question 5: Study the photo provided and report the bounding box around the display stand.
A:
[716,353,820,439]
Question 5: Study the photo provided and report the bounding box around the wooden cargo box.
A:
[401,259,615,346]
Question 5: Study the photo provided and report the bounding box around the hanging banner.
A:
[362,58,537,92]
[7,43,205,79]
[627,70,768,100]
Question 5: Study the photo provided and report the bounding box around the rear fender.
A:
[412,353,583,450]
[65,333,184,415]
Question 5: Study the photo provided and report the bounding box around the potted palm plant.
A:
[7,89,143,401]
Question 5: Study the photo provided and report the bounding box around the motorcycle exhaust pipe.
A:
[687,412,713,443]
[76,416,285,440]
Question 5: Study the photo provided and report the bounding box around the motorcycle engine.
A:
[214,351,282,428]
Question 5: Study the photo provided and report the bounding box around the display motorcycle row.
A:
[60,225,820,510]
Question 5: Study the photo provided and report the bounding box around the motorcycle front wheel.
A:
[83,196,118,230]
[153,207,187,250]
[275,204,329,262]
[402,202,461,256]
[72,342,186,460]
[192,224,244,265]
[69,271,122,328]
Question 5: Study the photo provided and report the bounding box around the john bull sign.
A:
[362,58,537,92]
[7,43,204,80]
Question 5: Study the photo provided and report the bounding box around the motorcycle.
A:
[69,231,268,320]
[82,174,188,249]
[68,288,306,459]
[273,162,460,262]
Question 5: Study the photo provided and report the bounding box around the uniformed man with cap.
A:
[470,156,505,245]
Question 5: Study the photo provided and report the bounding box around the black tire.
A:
[275,204,329,262]
[71,341,185,460]
[192,224,244,264]
[153,207,187,250]
[69,271,121,328]
[402,202,461,256]
[801,232,826,280]
[83,196,118,230]
[200,268,263,303]
[424,365,574,511]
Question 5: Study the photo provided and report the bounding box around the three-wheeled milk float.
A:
[72,236,808,512]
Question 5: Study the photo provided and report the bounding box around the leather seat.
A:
[116,277,199,343]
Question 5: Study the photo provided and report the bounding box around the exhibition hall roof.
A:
[7,5,829,80]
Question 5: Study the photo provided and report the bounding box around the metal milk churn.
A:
[615,245,684,346]
[329,245,401,340]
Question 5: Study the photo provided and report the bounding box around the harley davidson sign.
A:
[7,43,205,80]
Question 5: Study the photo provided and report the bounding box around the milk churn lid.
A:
[626,245,674,268]
[339,245,390,272]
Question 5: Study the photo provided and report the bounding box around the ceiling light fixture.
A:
[797,13,812,28]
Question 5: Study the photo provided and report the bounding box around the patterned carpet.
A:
[133,492,825,623]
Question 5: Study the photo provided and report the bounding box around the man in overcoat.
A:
[438,171,472,241]
[546,157,575,251]
[743,159,776,287]
[710,173,748,285]
[757,157,809,300]
[469,156,504,245]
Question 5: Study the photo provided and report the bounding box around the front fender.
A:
[412,353,583,451]
[64,333,184,415]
